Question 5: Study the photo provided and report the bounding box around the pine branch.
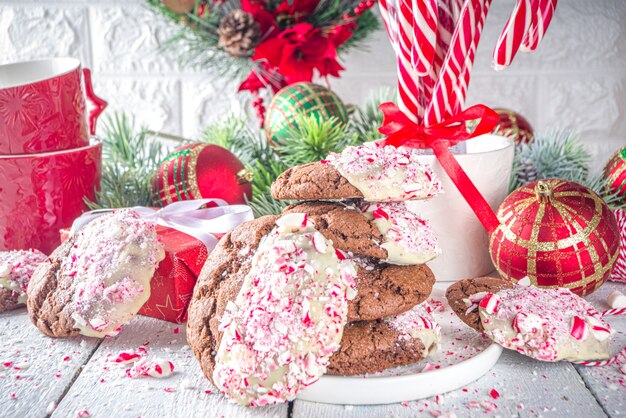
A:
[510,129,591,191]
[584,174,626,211]
[338,10,380,52]
[274,114,359,166]
[202,115,277,166]
[87,113,164,209]
[248,158,292,217]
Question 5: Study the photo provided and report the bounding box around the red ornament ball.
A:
[489,179,620,296]
[152,143,252,206]
[493,108,534,145]
[603,145,626,203]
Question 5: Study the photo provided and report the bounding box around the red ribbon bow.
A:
[378,102,501,233]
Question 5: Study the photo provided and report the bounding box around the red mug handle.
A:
[82,68,107,136]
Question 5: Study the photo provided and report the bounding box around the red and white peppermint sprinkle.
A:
[126,358,174,379]
[479,293,500,314]
[326,144,442,202]
[213,220,356,406]
[0,249,46,306]
[480,286,612,362]
[569,316,588,341]
[66,210,164,338]
[109,349,145,364]
[360,202,440,265]
[489,388,500,399]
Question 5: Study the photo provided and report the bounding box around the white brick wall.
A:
[1,0,625,170]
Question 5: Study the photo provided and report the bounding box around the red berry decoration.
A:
[603,145,626,203]
[493,108,534,145]
[152,143,252,206]
[489,179,620,296]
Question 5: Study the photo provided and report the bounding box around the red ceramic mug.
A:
[0,142,102,254]
[0,58,107,155]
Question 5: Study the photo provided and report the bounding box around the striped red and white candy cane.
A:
[492,0,537,71]
[410,0,439,76]
[380,0,425,122]
[421,0,461,102]
[450,0,491,116]
[521,0,558,51]
[424,0,492,125]
[574,306,626,367]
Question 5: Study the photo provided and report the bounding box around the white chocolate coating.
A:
[386,303,441,357]
[360,202,440,265]
[0,249,46,305]
[325,143,443,202]
[213,213,357,406]
[478,286,612,362]
[66,210,164,338]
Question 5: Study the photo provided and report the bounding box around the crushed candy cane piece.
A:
[126,358,174,379]
[489,388,500,399]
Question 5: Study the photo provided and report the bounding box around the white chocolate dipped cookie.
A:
[212,213,357,406]
[446,278,612,362]
[0,249,47,312]
[271,143,443,202]
[27,210,165,338]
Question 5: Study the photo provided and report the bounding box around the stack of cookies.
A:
[187,143,445,406]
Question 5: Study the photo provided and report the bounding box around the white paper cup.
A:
[407,134,514,282]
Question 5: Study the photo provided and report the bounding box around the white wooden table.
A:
[1,282,624,418]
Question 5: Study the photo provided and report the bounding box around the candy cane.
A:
[521,0,557,52]
[424,0,492,125]
[574,306,626,367]
[380,0,424,122]
[492,0,536,71]
[411,0,438,76]
[601,308,626,317]
[421,0,460,102]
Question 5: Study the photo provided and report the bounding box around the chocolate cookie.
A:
[28,210,164,338]
[187,215,279,388]
[445,277,513,332]
[0,249,46,313]
[187,215,439,402]
[349,259,435,321]
[271,144,442,202]
[271,162,363,201]
[328,304,441,375]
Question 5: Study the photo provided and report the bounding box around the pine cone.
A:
[516,157,539,185]
[218,10,261,58]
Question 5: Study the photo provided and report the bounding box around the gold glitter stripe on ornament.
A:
[185,144,203,200]
[496,192,604,252]
[161,159,174,205]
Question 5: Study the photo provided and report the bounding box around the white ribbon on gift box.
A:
[70,199,254,252]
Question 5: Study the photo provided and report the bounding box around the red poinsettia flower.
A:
[252,22,345,85]
[241,0,279,39]
[326,22,357,47]
[238,61,286,94]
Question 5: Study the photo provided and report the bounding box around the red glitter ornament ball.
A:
[603,145,626,203]
[489,179,620,296]
[152,143,252,206]
[493,108,534,145]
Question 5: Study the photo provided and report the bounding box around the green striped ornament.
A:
[264,82,348,145]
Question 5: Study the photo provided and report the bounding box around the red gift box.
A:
[138,225,217,323]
